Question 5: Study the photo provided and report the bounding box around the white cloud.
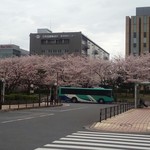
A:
[0,0,149,58]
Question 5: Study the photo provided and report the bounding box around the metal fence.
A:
[99,103,134,122]
[2,98,62,111]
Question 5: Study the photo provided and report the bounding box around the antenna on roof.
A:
[9,39,12,44]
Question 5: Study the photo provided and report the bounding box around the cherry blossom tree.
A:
[0,53,150,94]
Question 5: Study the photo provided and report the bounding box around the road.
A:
[0,103,112,150]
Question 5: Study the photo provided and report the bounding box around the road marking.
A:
[36,148,66,150]
[34,131,150,150]
[44,144,119,150]
[77,131,150,137]
[1,113,54,124]
[59,106,88,112]
[67,135,150,143]
[52,140,150,150]
[61,137,150,144]
[72,132,150,140]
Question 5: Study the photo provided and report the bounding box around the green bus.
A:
[58,87,114,103]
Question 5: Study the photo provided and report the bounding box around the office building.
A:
[0,44,29,58]
[30,29,109,60]
[126,7,150,56]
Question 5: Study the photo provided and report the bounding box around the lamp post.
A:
[134,83,138,108]
[54,72,58,104]
[0,78,5,110]
[30,84,34,94]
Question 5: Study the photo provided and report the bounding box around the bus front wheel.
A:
[98,99,104,104]
[71,97,77,103]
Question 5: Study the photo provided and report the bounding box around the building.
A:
[0,44,29,58]
[126,7,150,56]
[30,29,109,60]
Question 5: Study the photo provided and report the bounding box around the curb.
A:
[0,103,63,112]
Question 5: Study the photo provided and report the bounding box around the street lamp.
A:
[0,78,5,110]
[54,72,59,103]
[30,84,34,94]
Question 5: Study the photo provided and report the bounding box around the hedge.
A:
[4,94,39,104]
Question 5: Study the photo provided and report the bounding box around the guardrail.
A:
[99,103,134,122]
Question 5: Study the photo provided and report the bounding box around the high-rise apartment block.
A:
[126,7,150,56]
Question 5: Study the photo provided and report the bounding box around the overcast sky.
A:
[0,0,149,58]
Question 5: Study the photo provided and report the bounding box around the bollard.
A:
[110,107,112,118]
[18,101,20,109]
[99,109,102,122]
[105,108,107,120]
[114,106,115,117]
[33,100,34,107]
[117,105,119,115]
[26,99,27,108]
[9,100,11,109]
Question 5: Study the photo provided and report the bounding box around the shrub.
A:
[4,94,39,104]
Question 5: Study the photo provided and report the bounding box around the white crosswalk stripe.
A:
[34,131,150,150]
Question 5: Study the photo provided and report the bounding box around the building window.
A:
[143,38,146,43]
[133,38,136,43]
[133,25,136,32]
[133,32,136,38]
[41,39,69,45]
[144,16,147,24]
[48,50,52,53]
[49,39,56,44]
[64,39,69,44]
[53,49,57,53]
[144,24,147,32]
[41,39,48,44]
[75,49,79,52]
[144,32,146,37]
[143,43,146,47]
[64,49,69,53]
[133,43,136,47]
[58,49,62,53]
[41,39,56,44]
[133,17,136,24]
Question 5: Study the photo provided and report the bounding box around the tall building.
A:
[126,7,150,56]
[30,29,109,60]
[0,44,29,58]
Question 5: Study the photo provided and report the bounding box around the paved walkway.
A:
[90,107,150,134]
[1,102,62,111]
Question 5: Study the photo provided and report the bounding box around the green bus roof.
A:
[59,87,112,90]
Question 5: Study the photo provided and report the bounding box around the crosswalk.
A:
[34,131,150,150]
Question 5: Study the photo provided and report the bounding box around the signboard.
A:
[36,34,74,39]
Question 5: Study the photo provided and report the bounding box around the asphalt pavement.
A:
[1,103,150,134]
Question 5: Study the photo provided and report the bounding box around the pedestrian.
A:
[139,98,148,107]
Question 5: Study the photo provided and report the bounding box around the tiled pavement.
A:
[90,107,150,134]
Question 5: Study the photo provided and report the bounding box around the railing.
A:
[2,98,62,111]
[99,103,134,122]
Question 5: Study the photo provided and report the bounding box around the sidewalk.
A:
[90,107,150,134]
[1,102,62,111]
